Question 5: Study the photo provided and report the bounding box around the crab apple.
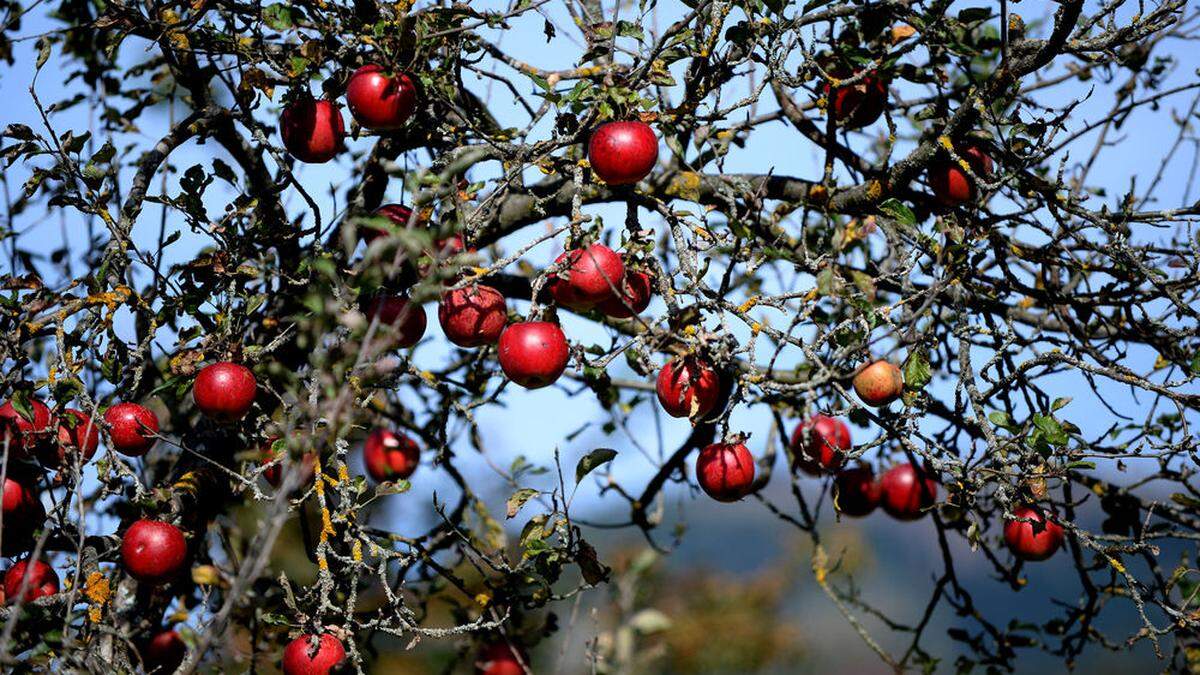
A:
[0,397,53,459]
[498,321,570,389]
[833,465,881,517]
[282,633,347,675]
[656,357,721,419]
[824,69,888,129]
[367,296,428,348]
[345,65,417,131]
[596,269,653,319]
[1004,505,1065,562]
[193,362,258,422]
[550,244,626,311]
[696,442,756,502]
[790,415,851,473]
[104,402,160,456]
[853,360,904,407]
[439,284,508,347]
[142,630,187,674]
[476,642,527,675]
[361,203,417,243]
[51,409,101,464]
[280,97,345,164]
[588,121,659,185]
[879,463,938,521]
[363,429,420,483]
[3,559,58,603]
[121,520,188,584]
[928,143,993,207]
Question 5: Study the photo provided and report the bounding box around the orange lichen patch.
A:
[83,572,110,605]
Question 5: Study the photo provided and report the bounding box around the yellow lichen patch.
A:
[866,180,884,201]
[352,540,363,563]
[665,171,703,202]
[737,297,759,313]
[84,572,110,605]
[475,592,491,607]
[938,135,954,151]
[88,606,103,623]
[808,184,829,204]
[1017,297,1035,309]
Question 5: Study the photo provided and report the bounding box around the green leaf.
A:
[903,350,933,391]
[878,198,917,227]
[1190,352,1200,375]
[506,488,539,519]
[263,3,295,30]
[988,411,1017,431]
[1066,461,1096,470]
[9,391,33,422]
[1031,414,1069,447]
[1171,493,1200,509]
[1051,397,1072,412]
[575,448,617,483]
[375,480,411,495]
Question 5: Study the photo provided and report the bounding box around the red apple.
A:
[1004,505,1064,562]
[121,519,188,584]
[656,357,720,419]
[550,244,625,311]
[588,121,658,185]
[439,284,508,347]
[833,465,880,517]
[366,296,427,348]
[142,630,187,674]
[928,143,993,207]
[596,268,653,319]
[0,397,53,460]
[3,559,58,603]
[3,476,40,521]
[193,362,258,422]
[362,204,417,243]
[283,633,346,675]
[695,442,755,502]
[879,463,938,521]
[104,402,160,457]
[345,64,417,131]
[790,415,851,473]
[262,439,317,489]
[50,408,101,464]
[280,97,345,164]
[823,68,888,129]
[498,321,570,389]
[363,428,420,483]
[476,642,527,675]
[853,361,904,407]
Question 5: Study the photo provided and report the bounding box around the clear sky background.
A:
[2,0,1199,671]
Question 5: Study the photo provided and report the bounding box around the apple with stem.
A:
[833,465,881,517]
[928,143,993,207]
[439,284,508,347]
[550,244,625,311]
[0,397,53,460]
[879,463,938,521]
[695,441,755,502]
[282,633,346,675]
[193,362,258,422]
[1004,505,1065,562]
[3,559,58,603]
[498,321,570,389]
[790,415,851,474]
[656,357,720,420]
[121,519,188,584]
[588,121,659,185]
[104,402,160,456]
[346,65,417,131]
[366,296,428,348]
[853,361,904,407]
[280,97,345,164]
